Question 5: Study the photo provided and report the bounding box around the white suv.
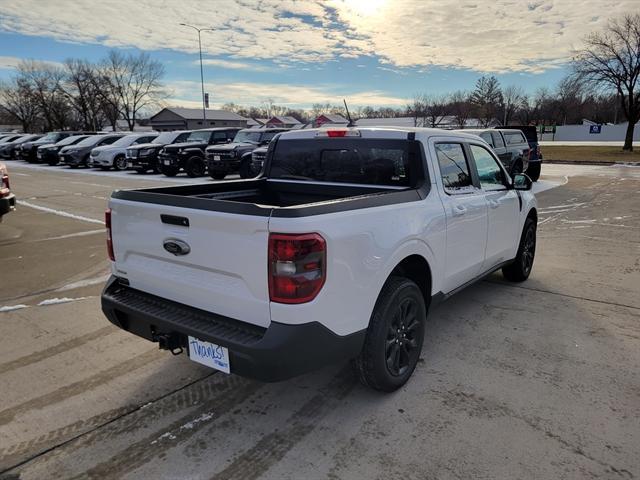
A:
[89,133,158,171]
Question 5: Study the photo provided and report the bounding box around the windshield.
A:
[56,135,87,146]
[233,131,261,143]
[186,131,211,142]
[76,135,105,147]
[110,135,143,147]
[40,132,60,142]
[16,135,40,144]
[269,138,418,187]
[153,132,178,144]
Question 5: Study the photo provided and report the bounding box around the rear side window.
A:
[212,131,227,140]
[479,132,494,147]
[99,136,120,146]
[435,143,473,193]
[491,132,505,148]
[503,131,526,145]
[175,132,190,142]
[269,138,418,186]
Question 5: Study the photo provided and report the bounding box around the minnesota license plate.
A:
[127,162,133,168]
[188,336,230,374]
[164,160,171,166]
[214,155,220,161]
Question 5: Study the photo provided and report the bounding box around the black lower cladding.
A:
[101,276,366,382]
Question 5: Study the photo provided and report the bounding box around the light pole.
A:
[180,23,214,122]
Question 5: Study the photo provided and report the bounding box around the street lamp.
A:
[180,23,214,122]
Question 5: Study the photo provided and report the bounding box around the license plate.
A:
[214,155,220,161]
[127,162,133,168]
[188,336,230,373]
[164,160,171,166]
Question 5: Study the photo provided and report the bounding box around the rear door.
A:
[433,141,488,293]
[469,143,520,268]
[491,131,511,165]
[110,199,271,328]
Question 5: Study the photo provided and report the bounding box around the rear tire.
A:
[100,166,111,171]
[185,156,205,177]
[527,163,541,182]
[502,217,537,282]
[353,277,426,392]
[210,172,226,180]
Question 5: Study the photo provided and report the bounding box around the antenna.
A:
[343,99,354,127]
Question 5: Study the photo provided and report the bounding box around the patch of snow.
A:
[37,296,91,306]
[56,274,110,292]
[0,305,28,313]
[181,412,214,430]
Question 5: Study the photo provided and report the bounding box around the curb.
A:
[544,160,640,166]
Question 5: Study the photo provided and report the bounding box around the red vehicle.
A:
[0,162,16,222]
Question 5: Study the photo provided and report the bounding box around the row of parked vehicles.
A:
[0,128,290,180]
[0,125,542,182]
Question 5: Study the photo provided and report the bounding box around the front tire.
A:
[161,165,178,177]
[502,217,537,282]
[185,156,205,177]
[210,172,226,180]
[353,277,426,392]
[113,155,128,171]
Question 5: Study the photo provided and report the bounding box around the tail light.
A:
[268,233,326,304]
[105,208,115,261]
[1,174,9,190]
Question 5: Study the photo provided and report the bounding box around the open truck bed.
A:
[112,177,424,217]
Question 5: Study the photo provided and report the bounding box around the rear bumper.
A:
[101,276,365,382]
[0,193,16,216]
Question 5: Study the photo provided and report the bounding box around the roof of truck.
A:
[278,126,483,141]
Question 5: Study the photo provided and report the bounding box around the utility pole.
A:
[180,23,214,122]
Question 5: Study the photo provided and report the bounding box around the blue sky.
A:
[0,0,636,110]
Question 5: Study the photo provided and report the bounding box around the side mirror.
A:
[513,173,532,191]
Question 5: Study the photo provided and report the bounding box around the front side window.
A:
[491,132,505,148]
[212,131,227,140]
[470,144,507,191]
[435,143,473,193]
[479,132,494,147]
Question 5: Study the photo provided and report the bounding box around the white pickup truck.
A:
[102,127,537,392]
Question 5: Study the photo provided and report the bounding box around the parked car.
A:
[250,145,268,176]
[0,162,15,222]
[158,128,241,178]
[497,125,542,181]
[59,134,124,168]
[18,131,81,163]
[102,127,537,392]
[205,128,288,180]
[37,134,92,165]
[0,134,23,143]
[0,134,42,160]
[457,129,530,177]
[126,131,191,174]
[89,133,158,171]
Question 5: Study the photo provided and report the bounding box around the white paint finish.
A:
[483,189,520,268]
[110,198,272,328]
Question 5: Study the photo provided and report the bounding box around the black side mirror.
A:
[513,173,532,191]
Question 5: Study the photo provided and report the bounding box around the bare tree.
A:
[407,94,426,126]
[99,51,165,131]
[501,85,525,125]
[573,13,640,150]
[471,75,503,127]
[59,59,105,130]
[449,90,473,128]
[17,61,69,131]
[0,78,40,132]
[422,94,449,128]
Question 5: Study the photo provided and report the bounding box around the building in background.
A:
[265,116,302,128]
[314,114,349,127]
[149,108,249,131]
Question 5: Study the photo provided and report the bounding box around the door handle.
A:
[452,204,467,216]
[488,199,500,209]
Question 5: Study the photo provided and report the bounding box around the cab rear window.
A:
[269,138,420,187]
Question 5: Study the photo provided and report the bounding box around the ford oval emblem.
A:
[163,239,191,256]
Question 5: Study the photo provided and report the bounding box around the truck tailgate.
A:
[109,198,271,328]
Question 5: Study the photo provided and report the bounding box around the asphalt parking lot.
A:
[0,162,638,479]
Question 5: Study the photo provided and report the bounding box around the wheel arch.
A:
[387,254,433,310]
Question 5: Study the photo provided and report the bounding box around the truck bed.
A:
[112,178,425,217]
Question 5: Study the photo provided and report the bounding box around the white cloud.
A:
[199,58,270,71]
[166,80,407,108]
[0,56,63,70]
[0,0,638,73]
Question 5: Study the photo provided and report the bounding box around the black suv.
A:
[158,128,240,177]
[126,130,191,174]
[496,126,542,181]
[18,131,83,163]
[457,129,530,177]
[37,134,92,165]
[0,134,43,160]
[206,129,288,180]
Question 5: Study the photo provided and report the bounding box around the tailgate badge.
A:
[163,239,191,256]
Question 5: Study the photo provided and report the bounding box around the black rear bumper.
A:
[101,276,365,382]
[0,193,16,216]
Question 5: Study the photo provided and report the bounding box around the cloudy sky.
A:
[0,0,637,109]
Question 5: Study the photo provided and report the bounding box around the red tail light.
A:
[268,233,326,304]
[326,130,347,137]
[105,208,115,261]
[1,174,9,190]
